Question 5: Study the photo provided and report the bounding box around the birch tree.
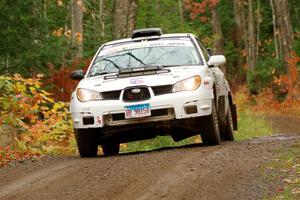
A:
[270,0,294,69]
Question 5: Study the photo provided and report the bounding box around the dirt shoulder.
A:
[1,134,299,200]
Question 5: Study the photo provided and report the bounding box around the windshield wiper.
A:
[102,58,120,70]
[102,52,146,67]
[126,52,146,66]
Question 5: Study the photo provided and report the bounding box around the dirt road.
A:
[1,117,300,200]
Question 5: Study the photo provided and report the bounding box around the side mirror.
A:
[70,70,84,80]
[207,55,226,67]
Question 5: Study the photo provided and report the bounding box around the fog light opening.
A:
[184,105,198,114]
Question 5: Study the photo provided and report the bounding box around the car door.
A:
[195,38,229,122]
[195,38,227,97]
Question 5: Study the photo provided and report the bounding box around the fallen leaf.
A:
[292,188,300,194]
[284,178,300,184]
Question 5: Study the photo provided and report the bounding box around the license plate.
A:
[125,104,151,119]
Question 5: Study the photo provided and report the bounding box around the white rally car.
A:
[70,28,237,157]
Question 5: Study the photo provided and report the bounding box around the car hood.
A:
[77,65,208,92]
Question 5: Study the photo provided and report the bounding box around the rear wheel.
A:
[74,129,98,157]
[201,100,221,145]
[222,105,234,141]
[102,143,120,156]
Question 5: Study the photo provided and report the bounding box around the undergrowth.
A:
[0,74,76,167]
[234,86,274,141]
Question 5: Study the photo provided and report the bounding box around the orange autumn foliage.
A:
[251,52,300,117]
[47,58,91,101]
[184,0,219,22]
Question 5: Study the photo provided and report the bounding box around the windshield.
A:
[87,38,202,77]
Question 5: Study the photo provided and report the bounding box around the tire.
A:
[74,129,98,157]
[222,105,234,141]
[201,100,221,145]
[102,143,120,156]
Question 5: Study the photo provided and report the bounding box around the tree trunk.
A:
[233,0,248,69]
[99,0,105,37]
[271,0,294,69]
[233,0,245,70]
[112,0,139,39]
[247,0,256,69]
[178,0,184,25]
[270,0,279,60]
[126,0,139,37]
[71,0,83,59]
[5,53,9,74]
[211,5,225,73]
[256,0,260,63]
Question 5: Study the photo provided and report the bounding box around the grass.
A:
[235,109,273,141]
[262,143,300,200]
[120,135,200,153]
[234,86,274,141]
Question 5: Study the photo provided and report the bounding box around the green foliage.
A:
[293,33,300,56]
[247,58,280,94]
[0,0,71,76]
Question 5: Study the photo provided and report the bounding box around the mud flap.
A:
[231,104,238,130]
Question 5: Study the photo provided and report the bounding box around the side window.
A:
[196,39,210,62]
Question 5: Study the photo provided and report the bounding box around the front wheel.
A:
[74,129,98,157]
[201,100,221,145]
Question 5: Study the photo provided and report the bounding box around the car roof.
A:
[104,33,195,46]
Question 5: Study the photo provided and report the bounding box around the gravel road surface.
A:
[1,117,300,200]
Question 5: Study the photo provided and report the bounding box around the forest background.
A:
[0,0,300,162]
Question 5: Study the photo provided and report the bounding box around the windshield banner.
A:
[100,40,194,56]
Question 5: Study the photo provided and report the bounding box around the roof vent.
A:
[132,28,162,39]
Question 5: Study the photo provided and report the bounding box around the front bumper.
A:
[70,90,212,129]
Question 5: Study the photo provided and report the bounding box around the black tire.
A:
[74,129,98,157]
[222,106,234,141]
[102,143,120,156]
[201,100,221,145]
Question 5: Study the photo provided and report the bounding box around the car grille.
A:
[151,85,173,96]
[123,87,150,102]
[100,85,173,100]
[101,90,121,100]
[104,108,175,126]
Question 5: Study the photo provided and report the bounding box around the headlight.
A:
[76,88,103,102]
[172,76,201,92]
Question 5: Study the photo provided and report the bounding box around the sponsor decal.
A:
[97,116,102,125]
[130,78,144,85]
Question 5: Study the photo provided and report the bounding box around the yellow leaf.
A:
[57,0,63,6]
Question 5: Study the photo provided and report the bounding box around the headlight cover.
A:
[172,75,201,92]
[76,88,103,102]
